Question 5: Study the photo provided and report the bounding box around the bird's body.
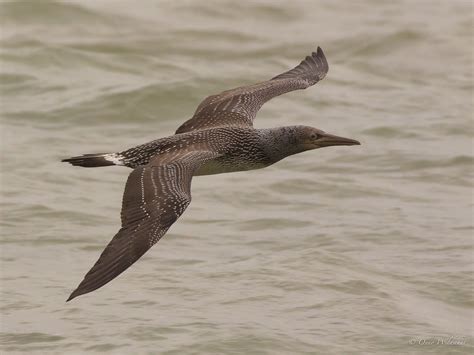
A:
[122,126,272,172]
[63,47,360,301]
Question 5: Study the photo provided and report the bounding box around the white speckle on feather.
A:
[104,153,124,166]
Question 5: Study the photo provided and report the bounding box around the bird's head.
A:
[295,126,360,150]
[261,125,360,163]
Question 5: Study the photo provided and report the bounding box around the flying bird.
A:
[63,47,360,301]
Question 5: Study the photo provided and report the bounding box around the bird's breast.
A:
[194,155,268,176]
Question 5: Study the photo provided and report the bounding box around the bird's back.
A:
[118,127,268,172]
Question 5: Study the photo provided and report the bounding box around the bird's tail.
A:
[61,153,124,168]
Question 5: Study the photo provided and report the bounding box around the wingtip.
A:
[66,288,82,302]
[315,46,328,74]
[312,47,327,64]
[316,46,325,60]
[66,292,76,302]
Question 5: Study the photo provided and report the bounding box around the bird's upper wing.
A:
[175,47,328,134]
[67,150,221,301]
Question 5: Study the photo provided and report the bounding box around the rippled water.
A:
[1,0,473,353]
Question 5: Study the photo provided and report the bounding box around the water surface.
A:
[1,0,472,353]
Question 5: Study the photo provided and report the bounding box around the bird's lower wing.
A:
[175,47,328,134]
[67,151,221,301]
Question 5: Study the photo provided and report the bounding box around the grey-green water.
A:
[1,0,473,354]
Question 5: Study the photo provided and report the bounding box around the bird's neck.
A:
[258,126,310,164]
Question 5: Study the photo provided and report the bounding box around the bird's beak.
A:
[318,133,360,147]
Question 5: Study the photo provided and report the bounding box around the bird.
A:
[63,47,360,301]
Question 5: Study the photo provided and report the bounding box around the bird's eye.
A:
[310,133,319,140]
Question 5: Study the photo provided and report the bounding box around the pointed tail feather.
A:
[62,153,123,168]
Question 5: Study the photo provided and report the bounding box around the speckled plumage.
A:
[63,47,360,301]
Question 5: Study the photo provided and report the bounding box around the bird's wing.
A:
[67,150,221,301]
[175,47,328,134]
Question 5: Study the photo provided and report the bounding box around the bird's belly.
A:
[195,157,267,176]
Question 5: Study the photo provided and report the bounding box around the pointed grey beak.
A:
[319,133,360,147]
